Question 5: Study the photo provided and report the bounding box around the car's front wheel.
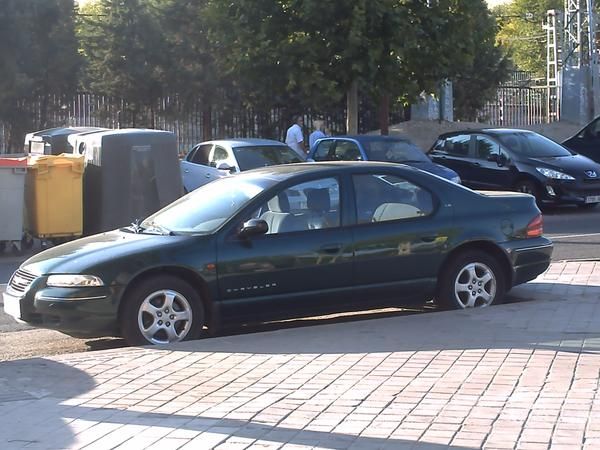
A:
[436,251,506,309]
[120,275,205,346]
[514,179,541,204]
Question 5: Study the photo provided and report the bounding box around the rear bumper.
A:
[500,237,553,287]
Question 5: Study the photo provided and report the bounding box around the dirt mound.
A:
[375,120,582,151]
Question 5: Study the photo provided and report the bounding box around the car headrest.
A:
[267,192,290,213]
[305,188,330,212]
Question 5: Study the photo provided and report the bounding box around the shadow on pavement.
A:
[0,280,599,448]
[0,358,95,448]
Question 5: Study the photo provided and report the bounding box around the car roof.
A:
[322,135,412,142]
[438,128,536,138]
[242,161,414,179]
[201,138,287,147]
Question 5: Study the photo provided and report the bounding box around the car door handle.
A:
[205,173,212,178]
[470,162,480,167]
[420,235,438,243]
[184,169,190,173]
[319,244,343,254]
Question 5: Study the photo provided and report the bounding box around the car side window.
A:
[334,141,362,161]
[190,144,212,165]
[210,146,231,167]
[475,136,501,160]
[251,177,340,235]
[444,135,471,157]
[353,174,434,224]
[313,140,335,161]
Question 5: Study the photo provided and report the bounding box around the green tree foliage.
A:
[78,0,169,127]
[207,0,507,132]
[494,0,562,76]
[450,0,511,120]
[0,0,79,151]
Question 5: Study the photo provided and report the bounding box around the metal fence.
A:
[0,93,406,153]
[477,86,550,127]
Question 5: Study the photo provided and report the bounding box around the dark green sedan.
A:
[3,162,552,345]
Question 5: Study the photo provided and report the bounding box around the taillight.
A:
[526,214,543,238]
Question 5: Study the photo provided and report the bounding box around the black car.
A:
[3,162,552,346]
[430,129,600,207]
[563,116,600,163]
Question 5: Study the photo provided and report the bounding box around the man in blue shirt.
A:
[309,119,328,149]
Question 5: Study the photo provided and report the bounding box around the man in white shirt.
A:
[309,119,327,148]
[285,116,306,158]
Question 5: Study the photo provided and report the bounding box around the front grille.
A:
[8,269,37,294]
[583,178,600,185]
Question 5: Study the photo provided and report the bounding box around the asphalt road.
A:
[542,203,600,261]
[0,204,598,361]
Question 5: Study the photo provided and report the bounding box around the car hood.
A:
[21,230,195,276]
[406,161,460,181]
[525,154,600,176]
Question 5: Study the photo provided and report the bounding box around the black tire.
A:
[120,275,205,346]
[436,250,506,310]
[514,179,541,204]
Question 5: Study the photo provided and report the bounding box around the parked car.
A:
[429,129,600,207]
[563,116,600,163]
[3,162,552,346]
[181,138,304,192]
[309,135,461,183]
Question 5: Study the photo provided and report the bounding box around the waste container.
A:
[25,154,84,240]
[79,129,183,235]
[26,127,105,155]
[0,158,27,252]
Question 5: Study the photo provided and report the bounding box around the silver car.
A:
[181,138,305,192]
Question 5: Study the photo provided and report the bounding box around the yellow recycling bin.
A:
[25,154,84,240]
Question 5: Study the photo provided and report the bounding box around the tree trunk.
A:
[346,80,359,134]
[378,91,390,135]
[202,103,212,141]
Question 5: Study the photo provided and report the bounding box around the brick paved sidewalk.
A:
[1,261,600,450]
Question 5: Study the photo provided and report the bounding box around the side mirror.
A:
[216,162,236,173]
[239,219,268,238]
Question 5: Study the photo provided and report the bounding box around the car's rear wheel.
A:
[120,275,204,346]
[436,251,506,310]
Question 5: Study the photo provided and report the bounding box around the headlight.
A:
[47,274,105,287]
[451,175,461,184]
[536,167,575,180]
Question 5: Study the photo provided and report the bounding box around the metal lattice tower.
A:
[563,0,595,68]
[545,10,560,121]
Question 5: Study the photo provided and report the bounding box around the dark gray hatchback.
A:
[430,129,600,207]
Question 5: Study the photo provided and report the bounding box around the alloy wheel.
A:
[137,289,193,344]
[453,262,497,308]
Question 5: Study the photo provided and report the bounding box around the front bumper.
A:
[542,179,600,205]
[500,237,553,287]
[3,277,123,338]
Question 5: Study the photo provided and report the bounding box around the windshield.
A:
[496,132,573,158]
[141,175,275,234]
[233,145,304,171]
[362,139,430,163]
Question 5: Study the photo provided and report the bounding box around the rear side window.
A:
[353,174,435,224]
[444,135,471,157]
